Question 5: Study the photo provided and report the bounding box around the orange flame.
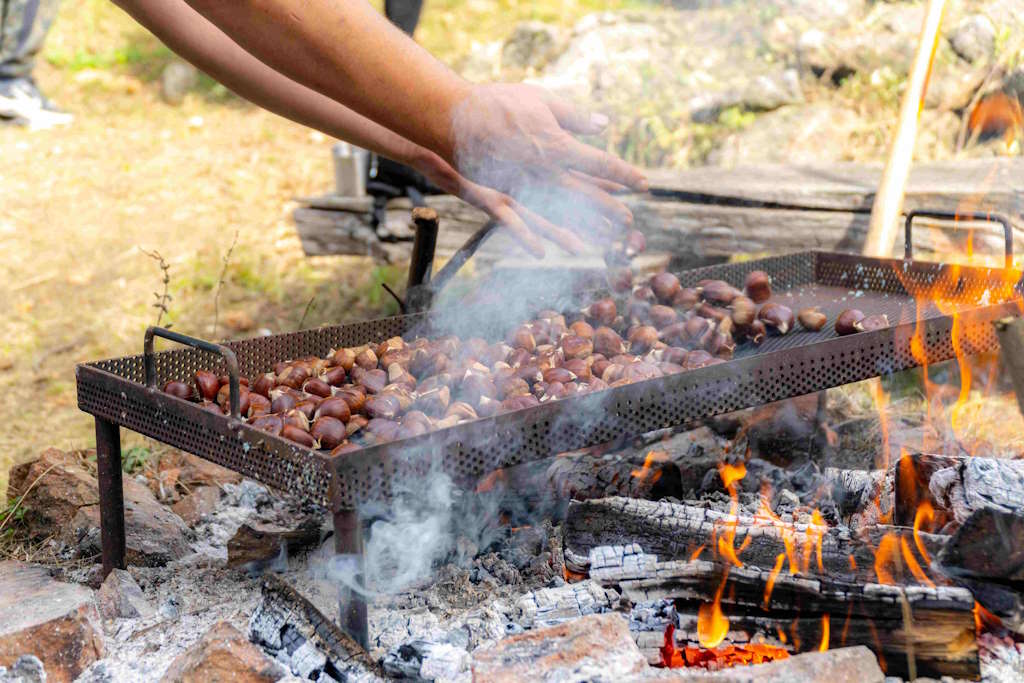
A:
[631,450,668,485]
[661,624,790,669]
[974,601,1003,634]
[818,614,830,652]
[874,533,901,585]
[697,575,731,649]
[913,501,935,564]
[763,552,785,608]
[900,536,935,587]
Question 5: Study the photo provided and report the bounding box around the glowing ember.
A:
[974,601,1003,634]
[661,624,789,670]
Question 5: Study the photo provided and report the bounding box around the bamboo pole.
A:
[863,0,948,258]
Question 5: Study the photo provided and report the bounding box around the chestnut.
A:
[270,390,297,415]
[163,380,194,401]
[365,418,400,442]
[623,229,647,257]
[650,272,681,304]
[587,298,618,327]
[250,414,283,435]
[625,297,651,324]
[365,393,402,420]
[672,287,700,310]
[251,372,276,398]
[354,368,387,394]
[346,415,369,436]
[661,346,688,365]
[746,319,767,345]
[758,303,794,335]
[445,402,478,422]
[607,267,633,293]
[281,424,316,448]
[354,347,378,370]
[648,305,678,329]
[745,270,772,303]
[684,349,714,369]
[593,327,625,357]
[414,386,451,416]
[302,377,332,398]
[560,335,593,360]
[334,387,366,414]
[683,316,711,342]
[199,401,224,415]
[459,374,497,406]
[217,384,250,415]
[543,367,576,384]
[194,371,220,402]
[699,280,741,306]
[275,365,308,390]
[856,314,889,333]
[332,347,357,371]
[247,393,271,418]
[318,366,344,387]
[696,303,728,322]
[658,321,687,345]
[627,325,659,353]
[562,358,591,382]
[730,297,757,327]
[502,395,540,411]
[294,399,320,420]
[511,325,537,352]
[311,416,346,450]
[283,408,310,431]
[569,320,594,340]
[329,442,362,457]
[316,396,352,423]
[835,309,866,336]
[798,308,828,332]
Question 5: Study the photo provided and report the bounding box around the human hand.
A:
[446,83,648,249]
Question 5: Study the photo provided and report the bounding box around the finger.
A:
[490,202,547,259]
[561,137,649,192]
[513,203,587,255]
[532,86,609,135]
[569,169,631,194]
[555,171,635,232]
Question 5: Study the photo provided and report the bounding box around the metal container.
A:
[332,142,368,197]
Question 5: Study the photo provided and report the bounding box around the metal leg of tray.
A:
[95,417,126,578]
[333,508,368,649]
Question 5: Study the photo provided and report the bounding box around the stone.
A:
[96,568,155,621]
[172,485,221,526]
[67,476,190,567]
[948,14,995,64]
[226,515,323,569]
[161,621,285,683]
[177,453,242,488]
[502,21,562,71]
[0,561,103,683]
[160,61,198,105]
[6,449,98,540]
[707,104,860,166]
[0,655,46,683]
[471,613,646,682]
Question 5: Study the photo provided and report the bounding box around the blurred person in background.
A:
[0,0,71,127]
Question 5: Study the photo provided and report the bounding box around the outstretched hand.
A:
[446,83,648,255]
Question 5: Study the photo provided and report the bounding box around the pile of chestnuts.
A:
[161,264,888,455]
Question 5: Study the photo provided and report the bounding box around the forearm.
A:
[182,0,469,161]
[114,0,427,167]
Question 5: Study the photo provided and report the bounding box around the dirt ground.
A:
[0,0,640,493]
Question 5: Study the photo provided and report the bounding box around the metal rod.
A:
[333,508,368,649]
[406,207,439,303]
[95,417,126,577]
[905,209,1013,269]
[428,219,499,295]
[144,326,242,418]
[996,317,1024,417]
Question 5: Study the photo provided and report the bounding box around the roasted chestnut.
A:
[699,280,741,306]
[194,371,219,402]
[798,308,828,332]
[856,314,889,332]
[587,298,618,327]
[560,335,593,360]
[650,272,681,304]
[250,414,283,435]
[835,309,866,336]
[593,327,625,357]
[316,396,352,423]
[302,377,333,398]
[648,305,677,329]
[281,424,316,448]
[332,347,357,371]
[730,297,757,327]
[311,416,346,450]
[251,372,276,398]
[163,380,194,401]
[627,325,659,353]
[745,270,772,303]
[354,347,378,370]
[322,366,347,387]
[672,287,700,310]
[365,393,402,420]
[247,393,271,418]
[757,303,794,335]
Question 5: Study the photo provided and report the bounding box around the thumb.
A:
[538,89,609,135]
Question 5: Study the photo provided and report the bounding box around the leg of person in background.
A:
[384,0,424,36]
[0,0,72,127]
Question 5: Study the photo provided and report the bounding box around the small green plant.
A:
[122,446,153,474]
[0,499,25,540]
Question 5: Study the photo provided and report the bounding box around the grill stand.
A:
[96,417,126,577]
[333,509,368,649]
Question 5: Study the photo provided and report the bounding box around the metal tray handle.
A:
[905,209,1013,269]
[143,326,242,419]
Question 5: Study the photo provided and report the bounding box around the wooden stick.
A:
[863,0,947,258]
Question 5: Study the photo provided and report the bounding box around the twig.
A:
[141,248,173,328]
[297,293,318,331]
[212,230,239,339]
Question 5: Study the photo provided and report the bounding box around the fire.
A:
[968,92,1023,149]
[818,614,830,652]
[698,573,731,648]
[900,536,935,587]
[873,533,901,585]
[631,450,668,485]
[913,501,935,564]
[719,462,747,489]
[763,552,785,608]
[661,624,789,670]
[974,601,1003,634]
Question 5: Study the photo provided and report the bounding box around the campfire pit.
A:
[75,210,1023,657]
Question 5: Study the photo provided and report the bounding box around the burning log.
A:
[590,545,978,680]
[894,453,1024,529]
[563,497,948,585]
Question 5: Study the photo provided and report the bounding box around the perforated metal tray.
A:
[76,250,1023,511]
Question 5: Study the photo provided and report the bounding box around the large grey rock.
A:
[0,562,103,683]
[948,14,996,64]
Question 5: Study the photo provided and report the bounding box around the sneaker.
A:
[0,78,72,129]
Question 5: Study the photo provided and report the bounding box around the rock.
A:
[502,21,562,71]
[226,515,323,569]
[6,449,98,540]
[172,485,221,526]
[96,568,155,621]
[707,104,859,166]
[924,66,986,110]
[688,69,803,122]
[67,477,190,566]
[948,14,995,64]
[0,561,103,683]
[161,621,285,683]
[177,453,242,489]
[0,655,46,683]
[160,61,198,105]
[471,613,646,682]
